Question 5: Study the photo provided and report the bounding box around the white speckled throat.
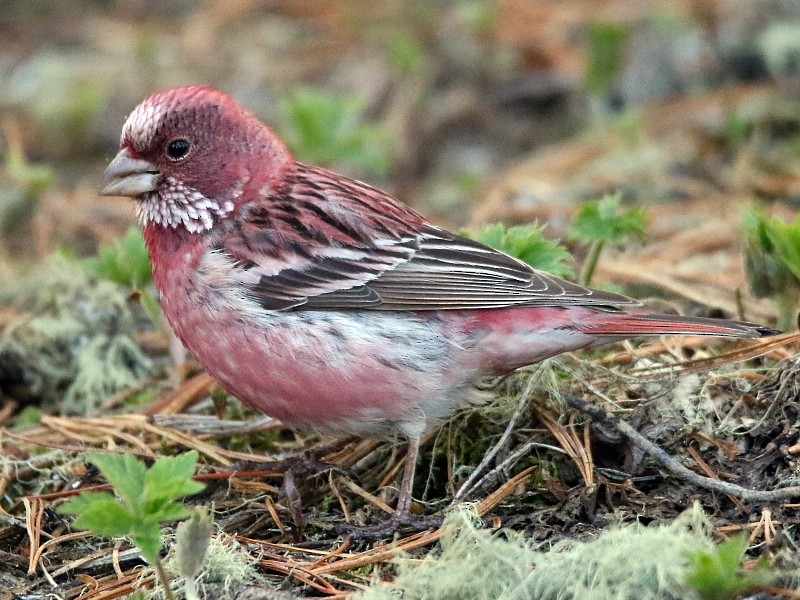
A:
[137,176,236,233]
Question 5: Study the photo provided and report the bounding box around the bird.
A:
[99,85,778,519]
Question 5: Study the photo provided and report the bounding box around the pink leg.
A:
[396,437,420,516]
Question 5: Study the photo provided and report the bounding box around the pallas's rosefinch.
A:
[99,86,777,516]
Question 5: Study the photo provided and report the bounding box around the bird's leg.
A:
[396,436,420,516]
[336,436,445,540]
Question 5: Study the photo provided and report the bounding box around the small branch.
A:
[561,393,800,502]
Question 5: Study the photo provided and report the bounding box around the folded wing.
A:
[215,163,640,312]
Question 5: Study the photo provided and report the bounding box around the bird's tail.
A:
[573,312,780,339]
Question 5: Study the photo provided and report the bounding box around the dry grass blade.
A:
[629,332,800,377]
[66,570,147,600]
[258,558,341,594]
[9,413,277,465]
[29,531,91,577]
[342,479,394,514]
[142,372,215,416]
[476,466,537,516]
[562,393,800,502]
[310,530,438,576]
[23,497,45,575]
[538,411,594,487]
[454,363,541,502]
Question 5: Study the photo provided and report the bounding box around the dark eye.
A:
[165,138,191,161]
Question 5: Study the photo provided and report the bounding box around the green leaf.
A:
[60,451,205,566]
[131,522,163,565]
[685,535,775,600]
[280,87,394,176]
[59,491,114,516]
[87,452,147,510]
[148,501,193,524]
[569,193,646,244]
[389,33,425,74]
[13,406,44,428]
[143,451,205,506]
[60,493,136,537]
[83,227,152,289]
[742,206,800,329]
[585,21,630,95]
[465,223,574,277]
[5,143,53,201]
[767,219,800,281]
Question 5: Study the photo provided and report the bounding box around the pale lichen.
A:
[0,255,151,414]
[360,503,715,600]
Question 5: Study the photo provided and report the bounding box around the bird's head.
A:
[99,85,291,233]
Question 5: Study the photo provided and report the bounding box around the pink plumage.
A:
[99,85,778,516]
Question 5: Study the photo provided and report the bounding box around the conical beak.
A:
[98,147,160,197]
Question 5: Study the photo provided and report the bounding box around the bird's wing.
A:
[216,163,639,311]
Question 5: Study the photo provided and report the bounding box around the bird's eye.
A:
[165,138,191,161]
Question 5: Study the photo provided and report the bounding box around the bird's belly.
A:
[167,305,477,438]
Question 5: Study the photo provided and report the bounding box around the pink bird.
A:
[99,85,777,518]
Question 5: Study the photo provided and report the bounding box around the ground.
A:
[1,1,800,598]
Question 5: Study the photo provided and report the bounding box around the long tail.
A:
[573,311,780,339]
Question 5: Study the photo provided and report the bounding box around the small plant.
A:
[280,87,393,177]
[467,223,573,277]
[83,227,161,324]
[585,21,630,98]
[724,110,752,153]
[83,226,152,289]
[743,206,800,331]
[569,193,646,286]
[4,135,53,203]
[684,535,774,600]
[456,0,497,36]
[1,125,53,233]
[389,33,425,75]
[59,451,205,600]
[174,508,214,600]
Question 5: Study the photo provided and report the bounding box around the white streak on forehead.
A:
[121,95,169,147]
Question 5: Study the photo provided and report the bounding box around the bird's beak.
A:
[98,147,160,197]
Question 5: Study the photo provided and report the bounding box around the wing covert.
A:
[214,163,639,312]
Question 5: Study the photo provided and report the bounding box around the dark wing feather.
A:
[218,163,639,312]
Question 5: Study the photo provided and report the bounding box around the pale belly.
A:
[167,304,481,439]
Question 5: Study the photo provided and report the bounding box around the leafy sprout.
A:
[5,139,53,202]
[60,451,205,600]
[1,126,53,234]
[685,535,774,600]
[569,193,646,285]
[280,87,394,177]
[743,206,800,331]
[466,223,573,277]
[82,227,161,325]
[60,451,205,565]
[585,21,630,96]
[83,226,151,289]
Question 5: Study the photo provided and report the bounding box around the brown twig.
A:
[561,393,800,502]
